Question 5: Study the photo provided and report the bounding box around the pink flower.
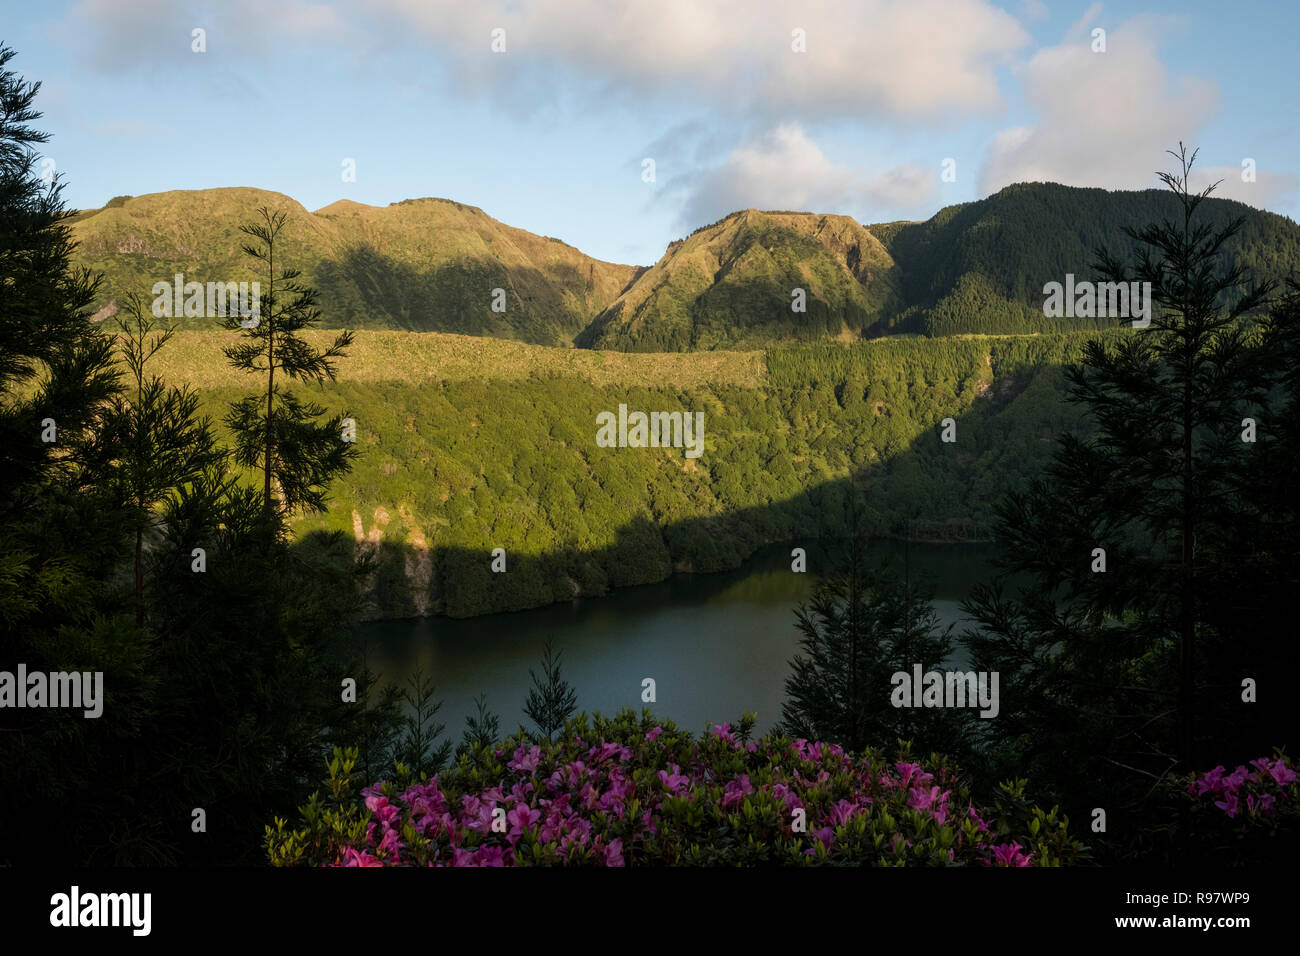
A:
[1269,759,1297,787]
[377,827,404,858]
[722,774,754,809]
[604,838,625,867]
[771,783,802,812]
[1194,765,1226,796]
[508,803,541,832]
[339,848,384,867]
[588,739,624,764]
[658,764,689,795]
[908,785,939,812]
[1214,793,1240,818]
[645,726,663,742]
[712,723,738,747]
[990,842,1033,867]
[508,744,541,774]
[364,794,400,827]
[1223,766,1249,792]
[1247,793,1277,815]
[452,846,506,867]
[828,799,859,826]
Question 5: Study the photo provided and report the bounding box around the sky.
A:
[4,0,1297,265]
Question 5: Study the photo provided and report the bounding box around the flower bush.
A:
[1173,751,1298,864]
[265,709,1083,867]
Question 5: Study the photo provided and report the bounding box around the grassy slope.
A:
[578,210,902,351]
[71,189,639,345]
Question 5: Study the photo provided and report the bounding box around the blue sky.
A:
[5,0,1297,265]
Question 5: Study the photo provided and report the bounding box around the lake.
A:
[357,539,1000,739]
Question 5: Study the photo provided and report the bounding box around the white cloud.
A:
[63,0,346,72]
[980,11,1220,194]
[1188,164,1299,213]
[376,0,1030,122]
[674,124,935,227]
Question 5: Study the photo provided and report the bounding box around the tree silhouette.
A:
[222,207,357,528]
[961,145,1280,831]
[524,639,577,743]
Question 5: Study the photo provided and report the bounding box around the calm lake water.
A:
[357,540,999,737]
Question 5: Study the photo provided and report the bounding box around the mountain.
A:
[69,188,640,346]
[579,184,1300,347]
[69,183,1300,350]
[576,210,902,351]
[875,182,1300,336]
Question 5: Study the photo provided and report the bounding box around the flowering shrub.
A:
[265,709,1083,867]
[1174,751,1298,864]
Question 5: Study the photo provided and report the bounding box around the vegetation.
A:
[71,182,1300,351]
[117,328,1095,619]
[777,516,973,759]
[69,190,637,345]
[0,52,415,865]
[264,711,1083,867]
[958,149,1300,863]
[523,639,578,743]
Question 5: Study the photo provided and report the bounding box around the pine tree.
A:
[0,42,121,627]
[961,145,1278,819]
[778,511,971,756]
[222,207,357,530]
[524,639,577,743]
[390,665,452,780]
[107,293,221,626]
[460,692,502,755]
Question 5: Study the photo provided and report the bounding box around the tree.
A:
[0,42,121,630]
[222,207,357,529]
[390,665,452,780]
[960,145,1280,830]
[107,294,221,625]
[524,639,577,743]
[778,509,971,757]
[460,692,502,755]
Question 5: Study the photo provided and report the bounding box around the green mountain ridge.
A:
[70,183,1300,349]
[70,187,640,346]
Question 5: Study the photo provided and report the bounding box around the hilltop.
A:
[70,188,639,346]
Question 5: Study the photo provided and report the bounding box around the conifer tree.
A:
[524,639,578,743]
[961,145,1277,817]
[222,207,357,529]
[778,509,971,756]
[107,294,221,625]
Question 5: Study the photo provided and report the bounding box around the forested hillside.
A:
[594,183,1300,345]
[147,329,1101,619]
[877,182,1300,336]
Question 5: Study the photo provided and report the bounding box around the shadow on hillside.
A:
[313,243,614,346]
[309,391,1014,623]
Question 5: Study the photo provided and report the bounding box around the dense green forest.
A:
[147,330,1101,619]
[878,182,1300,336]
